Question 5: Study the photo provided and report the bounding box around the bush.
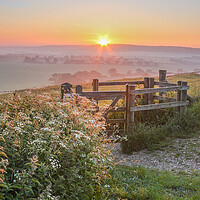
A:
[0,92,113,199]
[121,101,200,153]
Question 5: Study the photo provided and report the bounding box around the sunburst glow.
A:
[98,38,109,46]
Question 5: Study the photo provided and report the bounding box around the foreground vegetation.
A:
[121,100,200,153]
[0,92,112,199]
[0,73,199,199]
[105,165,200,199]
[121,73,200,153]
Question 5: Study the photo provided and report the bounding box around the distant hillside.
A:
[1,44,200,55]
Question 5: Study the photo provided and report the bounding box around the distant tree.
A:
[108,68,118,76]
[24,57,32,63]
[49,70,107,85]
[135,68,148,77]
[194,68,200,72]
[177,68,183,73]
[53,58,57,64]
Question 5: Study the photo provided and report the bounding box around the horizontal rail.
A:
[98,81,144,86]
[92,96,125,100]
[106,119,126,124]
[135,86,189,94]
[97,81,176,87]
[81,87,189,98]
[130,101,189,112]
[81,91,125,98]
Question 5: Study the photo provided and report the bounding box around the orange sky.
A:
[0,0,200,47]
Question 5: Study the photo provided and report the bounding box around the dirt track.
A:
[110,136,200,172]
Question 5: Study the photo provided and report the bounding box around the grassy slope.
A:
[82,73,200,199]
[1,73,199,199]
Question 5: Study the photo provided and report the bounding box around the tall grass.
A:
[121,100,200,153]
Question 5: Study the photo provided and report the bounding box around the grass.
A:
[121,103,200,153]
[1,72,200,199]
[105,165,200,199]
[167,73,200,99]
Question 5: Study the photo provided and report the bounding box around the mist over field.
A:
[0,45,200,93]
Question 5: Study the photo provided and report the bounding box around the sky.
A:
[0,0,200,47]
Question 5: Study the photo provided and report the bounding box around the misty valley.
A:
[0,45,200,93]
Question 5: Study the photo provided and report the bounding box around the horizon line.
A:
[0,44,200,49]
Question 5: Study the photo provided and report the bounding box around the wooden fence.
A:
[74,70,190,133]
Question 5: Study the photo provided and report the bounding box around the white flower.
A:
[14,127,22,132]
[41,127,53,132]
[104,185,110,188]
[31,139,47,144]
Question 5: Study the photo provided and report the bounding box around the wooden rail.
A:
[130,101,189,112]
[81,91,125,98]
[97,81,144,86]
[72,70,191,134]
[135,86,189,94]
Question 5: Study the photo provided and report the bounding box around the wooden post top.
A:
[126,84,136,91]
[76,85,82,94]
[93,79,99,91]
[159,70,167,82]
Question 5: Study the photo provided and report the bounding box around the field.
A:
[0,73,199,199]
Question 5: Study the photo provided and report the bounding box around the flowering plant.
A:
[0,91,112,199]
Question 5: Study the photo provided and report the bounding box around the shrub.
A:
[121,101,200,153]
[0,92,112,199]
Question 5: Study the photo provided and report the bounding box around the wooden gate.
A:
[73,70,190,134]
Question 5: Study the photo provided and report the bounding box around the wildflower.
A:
[31,155,38,163]
[13,139,20,148]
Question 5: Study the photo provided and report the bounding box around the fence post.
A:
[61,86,64,100]
[125,84,135,132]
[93,79,99,91]
[159,70,167,103]
[177,81,182,115]
[125,84,129,131]
[144,77,149,104]
[93,79,99,107]
[130,85,135,127]
[182,81,188,115]
[159,70,167,82]
[76,85,82,94]
[149,78,154,104]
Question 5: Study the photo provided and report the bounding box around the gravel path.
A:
[110,136,200,172]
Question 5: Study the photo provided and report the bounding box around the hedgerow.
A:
[0,92,113,199]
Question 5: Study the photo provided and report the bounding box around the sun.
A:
[98,38,109,46]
